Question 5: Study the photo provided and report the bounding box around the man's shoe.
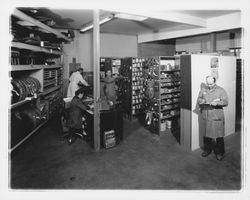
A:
[216,154,224,161]
[75,132,84,139]
[201,151,212,157]
[68,137,76,145]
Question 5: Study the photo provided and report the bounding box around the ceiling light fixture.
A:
[30,9,38,14]
[17,21,36,26]
[80,15,114,33]
[114,13,148,21]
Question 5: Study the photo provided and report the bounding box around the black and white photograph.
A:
[1,0,249,199]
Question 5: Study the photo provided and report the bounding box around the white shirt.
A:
[67,71,88,97]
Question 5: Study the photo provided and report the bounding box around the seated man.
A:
[68,87,89,145]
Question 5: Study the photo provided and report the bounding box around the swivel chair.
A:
[61,98,87,145]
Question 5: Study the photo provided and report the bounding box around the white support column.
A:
[93,9,101,151]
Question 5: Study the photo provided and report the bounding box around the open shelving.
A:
[11,42,63,55]
[119,57,145,119]
[143,56,181,135]
[159,57,181,132]
[9,8,68,153]
[12,8,70,42]
[11,64,62,71]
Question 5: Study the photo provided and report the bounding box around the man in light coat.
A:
[67,68,88,98]
[198,76,228,161]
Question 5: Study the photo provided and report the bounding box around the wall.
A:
[176,35,210,53]
[190,55,236,150]
[175,29,242,53]
[63,32,137,78]
[138,43,175,57]
[100,33,137,57]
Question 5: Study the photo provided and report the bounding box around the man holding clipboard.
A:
[198,76,229,161]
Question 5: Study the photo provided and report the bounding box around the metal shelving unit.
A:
[143,56,181,135]
[159,57,180,132]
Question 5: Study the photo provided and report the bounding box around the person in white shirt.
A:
[67,68,88,98]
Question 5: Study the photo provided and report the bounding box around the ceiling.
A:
[177,10,240,19]
[17,8,240,36]
[100,18,184,35]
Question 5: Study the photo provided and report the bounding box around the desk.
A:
[84,109,123,148]
[63,97,123,148]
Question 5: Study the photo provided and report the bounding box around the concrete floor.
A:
[10,116,241,190]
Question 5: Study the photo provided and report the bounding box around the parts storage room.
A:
[7,6,244,192]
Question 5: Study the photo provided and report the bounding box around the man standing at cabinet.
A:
[198,76,228,161]
[67,68,88,98]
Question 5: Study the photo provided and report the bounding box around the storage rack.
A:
[131,58,145,116]
[100,57,123,108]
[236,58,243,131]
[143,57,160,133]
[159,57,181,133]
[100,57,112,78]
[100,57,121,77]
[119,58,132,118]
[10,8,70,152]
[119,57,145,119]
[143,56,180,135]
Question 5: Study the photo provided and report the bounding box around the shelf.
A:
[13,9,71,42]
[160,69,180,72]
[10,85,61,109]
[161,101,180,106]
[10,97,35,109]
[161,80,180,83]
[11,65,44,71]
[160,90,180,95]
[161,84,181,88]
[10,9,64,154]
[10,119,48,152]
[161,107,180,112]
[132,102,143,106]
[11,64,62,71]
[12,42,63,55]
[43,64,63,69]
[132,79,144,82]
[42,85,61,96]
[161,95,180,99]
[161,114,180,120]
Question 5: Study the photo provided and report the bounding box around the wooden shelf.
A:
[10,84,61,109]
[42,85,61,96]
[11,64,62,71]
[10,9,65,154]
[10,85,61,109]
[11,65,44,71]
[13,9,71,42]
[10,120,48,152]
[43,64,63,69]
[12,42,63,55]
[10,98,34,109]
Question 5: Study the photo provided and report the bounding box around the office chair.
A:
[61,98,87,145]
